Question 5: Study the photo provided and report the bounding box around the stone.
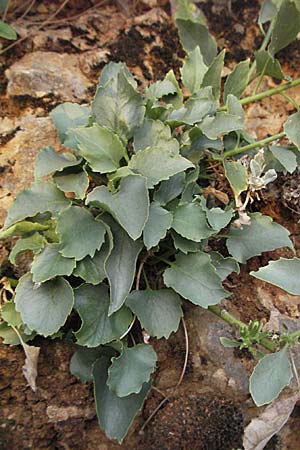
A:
[5,51,92,101]
[0,115,61,225]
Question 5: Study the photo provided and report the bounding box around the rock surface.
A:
[5,51,92,101]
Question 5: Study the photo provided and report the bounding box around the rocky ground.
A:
[0,1,300,449]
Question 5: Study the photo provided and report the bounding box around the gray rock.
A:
[5,51,92,101]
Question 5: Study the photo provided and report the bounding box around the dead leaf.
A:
[12,326,40,392]
[203,187,229,205]
[243,391,300,450]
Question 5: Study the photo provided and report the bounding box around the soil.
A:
[1,1,300,449]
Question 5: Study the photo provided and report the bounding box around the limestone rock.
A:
[5,51,91,101]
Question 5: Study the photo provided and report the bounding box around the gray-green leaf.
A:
[107,344,157,397]
[53,169,89,200]
[269,145,298,174]
[200,112,244,140]
[172,202,213,241]
[126,288,183,338]
[50,102,90,148]
[163,251,230,307]
[250,347,293,406]
[269,0,300,55]
[284,111,300,149]
[224,59,250,102]
[224,159,248,198]
[250,257,300,295]
[93,356,151,443]
[143,202,172,249]
[226,213,293,263]
[71,124,127,173]
[209,251,240,280]
[176,19,217,66]
[154,173,186,206]
[34,146,80,179]
[74,284,132,347]
[104,216,143,315]
[31,244,76,283]
[181,46,208,94]
[201,50,225,99]
[129,147,193,189]
[70,346,103,383]
[92,70,145,141]
[4,182,71,229]
[86,175,149,240]
[14,274,74,337]
[254,50,284,80]
[133,119,177,153]
[57,206,106,260]
[9,233,45,265]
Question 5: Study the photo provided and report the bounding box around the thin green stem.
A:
[208,305,277,352]
[248,20,274,80]
[143,269,150,290]
[216,132,286,160]
[280,92,300,111]
[253,59,269,95]
[219,78,300,112]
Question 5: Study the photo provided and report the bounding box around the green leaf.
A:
[92,70,145,141]
[53,169,89,200]
[74,284,132,347]
[57,206,106,260]
[226,213,293,263]
[50,102,91,148]
[269,0,300,55]
[31,244,76,283]
[126,289,183,338]
[107,344,157,397]
[224,159,248,197]
[163,251,230,307]
[14,274,74,337]
[172,202,213,242]
[259,0,278,24]
[181,46,208,94]
[209,251,240,280]
[0,220,48,239]
[201,50,225,99]
[200,112,244,140]
[168,87,217,126]
[250,347,293,406]
[86,175,149,240]
[93,356,151,444]
[9,233,45,265]
[254,50,284,80]
[251,257,300,295]
[176,18,217,66]
[99,61,137,89]
[70,346,103,383]
[219,337,240,348]
[143,202,172,250]
[4,182,71,229]
[226,95,244,120]
[129,147,193,189]
[0,21,17,40]
[284,111,300,149]
[145,79,177,100]
[73,234,112,285]
[104,217,143,315]
[206,207,234,231]
[0,322,34,345]
[133,119,177,153]
[34,146,80,179]
[164,69,184,108]
[224,59,250,102]
[71,124,127,173]
[154,172,186,206]
[1,302,22,327]
[269,145,297,173]
[171,230,203,254]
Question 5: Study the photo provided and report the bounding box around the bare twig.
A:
[15,0,36,22]
[0,0,70,55]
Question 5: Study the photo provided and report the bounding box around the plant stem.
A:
[208,305,277,352]
[218,132,286,159]
[219,78,300,112]
[248,20,274,80]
